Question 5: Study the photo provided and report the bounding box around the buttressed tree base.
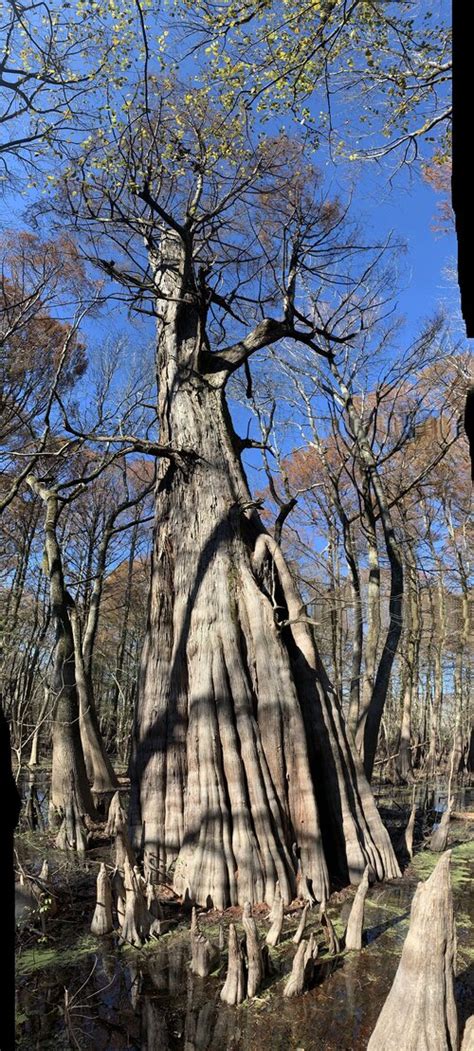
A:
[128,233,400,909]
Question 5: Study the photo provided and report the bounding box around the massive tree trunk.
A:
[129,238,399,909]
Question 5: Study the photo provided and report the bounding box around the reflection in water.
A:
[16,785,473,1050]
[375,782,473,816]
[141,999,169,1051]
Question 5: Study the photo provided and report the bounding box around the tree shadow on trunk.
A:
[130,508,399,908]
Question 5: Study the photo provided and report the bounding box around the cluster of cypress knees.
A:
[86,791,472,1050]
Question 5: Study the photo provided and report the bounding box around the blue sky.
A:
[0,0,463,479]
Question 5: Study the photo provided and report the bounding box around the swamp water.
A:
[15,783,474,1050]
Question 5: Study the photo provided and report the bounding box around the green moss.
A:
[17,933,98,977]
[16,946,58,975]
[411,839,474,888]
[365,898,407,916]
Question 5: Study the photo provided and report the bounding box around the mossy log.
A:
[220,924,245,1005]
[344,865,369,951]
[91,863,113,936]
[367,852,457,1051]
[242,902,264,998]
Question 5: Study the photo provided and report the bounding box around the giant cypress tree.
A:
[58,87,400,908]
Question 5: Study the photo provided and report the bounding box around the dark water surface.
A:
[16,783,474,1050]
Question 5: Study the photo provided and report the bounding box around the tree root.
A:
[190,907,218,977]
[242,902,264,998]
[220,924,245,1005]
[293,903,309,945]
[91,863,113,936]
[320,909,340,955]
[344,865,369,951]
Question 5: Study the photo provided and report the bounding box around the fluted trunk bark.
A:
[129,238,399,909]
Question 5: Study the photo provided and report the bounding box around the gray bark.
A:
[293,902,309,945]
[321,908,340,955]
[344,864,369,950]
[461,1017,474,1051]
[91,862,113,935]
[220,923,245,1004]
[129,236,399,910]
[430,805,452,853]
[404,804,417,860]
[266,892,284,946]
[190,909,217,977]
[367,852,458,1051]
[242,901,264,998]
[356,482,380,755]
[396,546,420,783]
[26,478,95,824]
[71,609,118,795]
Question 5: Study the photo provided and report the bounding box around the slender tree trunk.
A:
[107,516,140,750]
[343,520,363,741]
[300,429,362,740]
[428,561,446,776]
[70,610,118,794]
[450,572,469,780]
[327,515,343,702]
[28,685,51,768]
[328,364,404,782]
[362,494,404,781]
[129,239,399,909]
[0,704,22,1051]
[26,478,95,822]
[396,547,420,783]
[356,482,380,755]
